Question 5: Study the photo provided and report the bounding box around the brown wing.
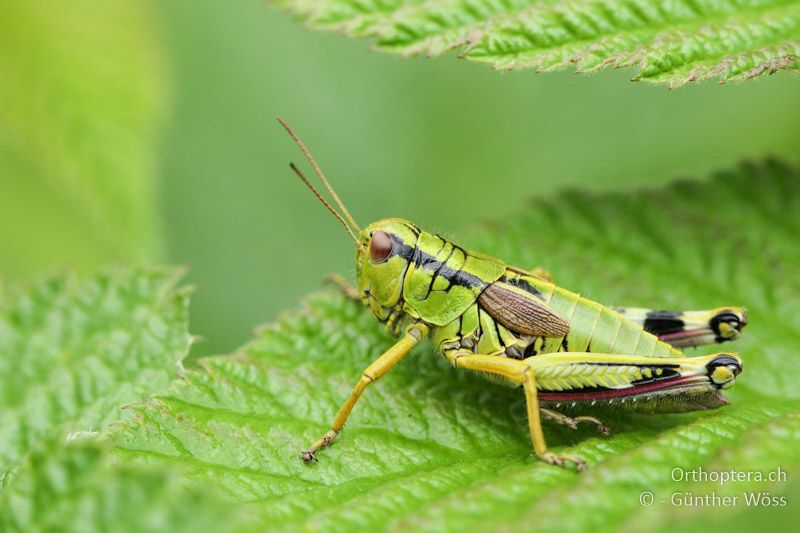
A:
[478,281,570,337]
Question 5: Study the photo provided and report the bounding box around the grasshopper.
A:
[278,119,746,470]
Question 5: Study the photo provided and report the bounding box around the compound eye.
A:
[369,231,393,263]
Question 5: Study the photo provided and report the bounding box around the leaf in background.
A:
[0,0,168,274]
[622,411,800,531]
[276,0,800,87]
[0,267,191,483]
[110,161,800,530]
[0,435,234,533]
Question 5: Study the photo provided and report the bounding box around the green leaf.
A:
[110,160,800,529]
[276,0,800,87]
[618,411,800,531]
[0,267,192,482]
[0,435,234,533]
[0,0,168,275]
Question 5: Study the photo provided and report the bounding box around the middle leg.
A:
[540,408,610,435]
[446,351,587,470]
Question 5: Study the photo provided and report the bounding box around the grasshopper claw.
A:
[301,450,318,464]
[541,451,586,471]
[574,415,611,436]
[301,429,339,464]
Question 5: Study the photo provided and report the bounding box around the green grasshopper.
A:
[278,119,746,470]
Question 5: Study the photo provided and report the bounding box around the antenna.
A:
[277,117,361,233]
[289,163,358,244]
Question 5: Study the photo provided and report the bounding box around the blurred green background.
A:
[1,0,798,357]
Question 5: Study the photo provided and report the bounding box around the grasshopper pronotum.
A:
[278,119,746,470]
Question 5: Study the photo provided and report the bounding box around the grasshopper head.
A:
[276,120,418,322]
[356,218,419,321]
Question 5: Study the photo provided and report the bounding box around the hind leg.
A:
[614,306,747,348]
